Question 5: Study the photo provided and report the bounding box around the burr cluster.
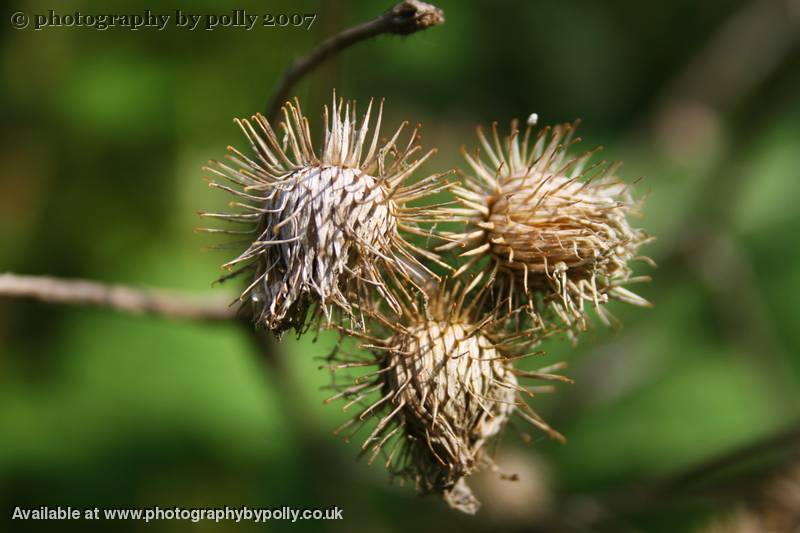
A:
[202,94,651,513]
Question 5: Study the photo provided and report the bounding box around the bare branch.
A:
[266,0,445,122]
[0,273,237,322]
[658,421,800,495]
[558,422,800,530]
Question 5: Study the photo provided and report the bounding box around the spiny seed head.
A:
[325,281,568,514]
[200,93,453,336]
[386,320,516,506]
[441,119,653,333]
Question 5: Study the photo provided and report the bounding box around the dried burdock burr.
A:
[200,93,452,336]
[324,279,570,514]
[440,119,654,334]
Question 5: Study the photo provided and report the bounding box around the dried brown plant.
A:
[440,120,653,335]
[201,94,452,336]
[323,279,570,513]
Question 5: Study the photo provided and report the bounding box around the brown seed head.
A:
[200,94,453,335]
[385,319,516,507]
[441,120,653,333]
[325,280,568,514]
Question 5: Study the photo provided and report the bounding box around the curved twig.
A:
[266,0,445,122]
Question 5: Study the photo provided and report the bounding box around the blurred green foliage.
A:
[2,0,799,531]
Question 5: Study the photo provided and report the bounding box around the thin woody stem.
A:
[266,0,445,122]
[0,273,237,322]
[559,422,800,531]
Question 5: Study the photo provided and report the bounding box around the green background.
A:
[2,0,799,531]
